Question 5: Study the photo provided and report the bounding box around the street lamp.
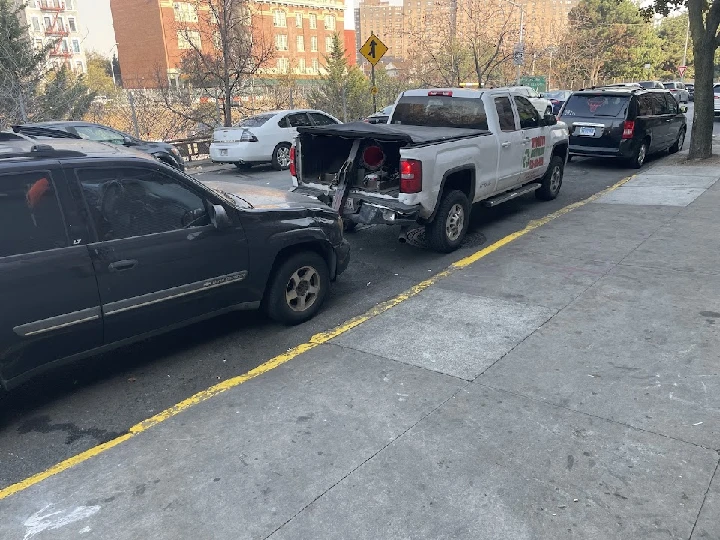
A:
[109,42,119,86]
[497,0,525,84]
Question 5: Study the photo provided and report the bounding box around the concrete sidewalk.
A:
[2,159,719,539]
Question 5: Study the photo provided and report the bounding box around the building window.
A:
[72,39,80,53]
[76,61,83,73]
[61,39,69,53]
[34,38,43,49]
[43,16,51,30]
[324,15,335,30]
[309,14,317,29]
[65,0,73,9]
[312,58,319,73]
[296,35,304,52]
[310,36,318,52]
[32,17,40,32]
[295,13,302,27]
[277,57,289,73]
[273,10,287,27]
[325,36,333,52]
[177,30,201,50]
[275,34,288,51]
[298,58,306,72]
[173,2,198,23]
[57,18,64,31]
[68,17,76,32]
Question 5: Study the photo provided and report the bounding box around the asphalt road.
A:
[0,110,701,490]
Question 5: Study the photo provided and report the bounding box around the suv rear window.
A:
[562,94,630,118]
[392,96,488,130]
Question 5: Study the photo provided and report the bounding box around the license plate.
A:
[578,126,595,136]
[220,149,228,156]
[344,198,355,212]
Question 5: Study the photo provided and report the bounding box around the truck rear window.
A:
[391,96,488,130]
[562,95,630,118]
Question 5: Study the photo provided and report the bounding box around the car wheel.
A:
[272,143,292,171]
[536,155,564,201]
[630,140,648,169]
[669,129,685,154]
[235,162,252,170]
[265,251,329,325]
[425,190,470,253]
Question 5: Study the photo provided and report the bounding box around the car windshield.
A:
[392,96,488,129]
[562,94,630,118]
[544,91,572,100]
[238,114,274,127]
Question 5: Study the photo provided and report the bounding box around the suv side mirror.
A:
[543,113,558,126]
[122,136,136,146]
[680,104,688,114]
[209,204,232,230]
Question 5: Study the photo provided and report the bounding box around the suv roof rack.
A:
[0,134,86,160]
[12,125,82,139]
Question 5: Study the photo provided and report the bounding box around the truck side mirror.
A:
[543,114,558,126]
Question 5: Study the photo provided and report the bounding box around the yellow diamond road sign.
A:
[359,33,388,66]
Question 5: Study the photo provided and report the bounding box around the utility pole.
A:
[127,90,140,138]
[681,17,690,82]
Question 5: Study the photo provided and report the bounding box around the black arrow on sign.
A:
[369,39,377,58]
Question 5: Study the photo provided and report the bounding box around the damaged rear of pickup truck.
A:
[291,88,569,252]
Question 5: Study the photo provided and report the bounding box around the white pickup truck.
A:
[291,88,569,252]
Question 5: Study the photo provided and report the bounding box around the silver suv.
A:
[662,82,690,103]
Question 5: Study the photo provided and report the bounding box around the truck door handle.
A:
[523,138,531,144]
[109,259,137,272]
[501,141,511,148]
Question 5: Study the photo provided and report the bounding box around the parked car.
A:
[505,86,553,115]
[0,136,349,390]
[637,81,666,89]
[686,83,694,102]
[559,87,687,168]
[542,90,573,115]
[210,110,341,171]
[366,105,395,124]
[16,121,185,171]
[293,88,569,252]
[714,84,720,117]
[662,81,690,103]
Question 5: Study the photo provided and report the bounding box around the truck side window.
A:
[0,171,68,257]
[513,96,540,129]
[494,97,517,132]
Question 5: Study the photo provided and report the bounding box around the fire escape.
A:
[41,1,71,60]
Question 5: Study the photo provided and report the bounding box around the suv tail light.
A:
[400,159,422,193]
[240,129,258,142]
[289,146,296,177]
[622,120,635,139]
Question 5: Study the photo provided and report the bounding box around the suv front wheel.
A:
[265,251,329,324]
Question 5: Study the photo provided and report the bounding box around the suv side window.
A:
[0,170,68,257]
[651,93,670,115]
[494,96,517,131]
[665,93,679,114]
[309,112,338,126]
[76,167,210,241]
[286,113,312,128]
[638,95,653,116]
[513,96,540,129]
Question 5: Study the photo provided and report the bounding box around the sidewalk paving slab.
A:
[691,469,720,540]
[272,384,718,540]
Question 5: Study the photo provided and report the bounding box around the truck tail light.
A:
[289,146,296,177]
[428,90,453,97]
[622,120,635,139]
[400,159,422,193]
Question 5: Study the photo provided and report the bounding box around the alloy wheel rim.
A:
[277,147,291,167]
[445,203,465,242]
[285,266,320,312]
[550,166,562,193]
[638,144,647,166]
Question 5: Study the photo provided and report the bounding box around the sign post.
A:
[359,32,388,113]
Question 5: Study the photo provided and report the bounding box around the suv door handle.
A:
[501,141,511,148]
[109,259,138,272]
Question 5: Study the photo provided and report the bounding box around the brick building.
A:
[14,0,87,73]
[111,0,346,89]
[356,0,404,66]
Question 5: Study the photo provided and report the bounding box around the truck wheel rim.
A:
[277,147,291,167]
[285,266,320,312]
[550,166,562,193]
[637,144,646,166]
[446,204,465,242]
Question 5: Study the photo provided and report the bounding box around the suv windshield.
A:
[562,94,630,118]
[238,114,273,127]
[391,96,488,130]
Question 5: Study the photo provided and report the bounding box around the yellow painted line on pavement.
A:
[0,173,634,502]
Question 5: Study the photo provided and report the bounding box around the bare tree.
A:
[173,0,274,126]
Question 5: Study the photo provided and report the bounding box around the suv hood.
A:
[203,181,329,210]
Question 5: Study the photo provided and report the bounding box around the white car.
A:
[714,84,720,118]
[505,86,553,116]
[210,109,341,170]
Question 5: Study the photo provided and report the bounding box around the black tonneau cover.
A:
[297,121,489,144]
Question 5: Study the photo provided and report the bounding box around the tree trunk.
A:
[688,34,714,159]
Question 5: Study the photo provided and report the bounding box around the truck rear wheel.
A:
[536,155,564,201]
[426,190,470,253]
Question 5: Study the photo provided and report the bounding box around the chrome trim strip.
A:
[103,270,248,316]
[14,307,102,337]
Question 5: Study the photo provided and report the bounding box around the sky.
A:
[78,0,356,57]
